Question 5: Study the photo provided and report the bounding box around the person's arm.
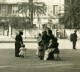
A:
[48,43,53,49]
[15,35,18,41]
[76,34,78,38]
[48,43,51,48]
[21,36,23,44]
[20,48,23,50]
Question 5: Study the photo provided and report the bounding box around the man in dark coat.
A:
[15,31,23,57]
[48,29,54,41]
[47,29,55,60]
[42,31,50,58]
[70,30,77,50]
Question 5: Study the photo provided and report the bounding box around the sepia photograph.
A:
[0,0,80,72]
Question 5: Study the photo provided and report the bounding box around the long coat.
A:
[70,33,77,49]
[71,33,77,42]
[15,35,23,57]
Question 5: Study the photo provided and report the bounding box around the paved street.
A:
[0,49,80,72]
[0,0,80,71]
[0,37,80,72]
[0,38,80,49]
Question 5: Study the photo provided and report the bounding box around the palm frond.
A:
[60,0,80,29]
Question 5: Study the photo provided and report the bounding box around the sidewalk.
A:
[0,49,80,72]
[0,36,80,49]
[0,36,37,43]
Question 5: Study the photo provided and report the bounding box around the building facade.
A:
[0,0,64,37]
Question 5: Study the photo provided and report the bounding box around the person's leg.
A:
[15,49,17,57]
[43,44,46,57]
[47,52,54,60]
[73,41,76,49]
[24,51,26,58]
[15,41,21,57]
[44,50,49,60]
[15,47,19,57]
[74,41,76,49]
[15,43,17,57]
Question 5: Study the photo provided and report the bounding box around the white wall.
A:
[65,29,80,39]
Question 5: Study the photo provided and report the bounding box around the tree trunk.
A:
[64,29,65,38]
[25,28,26,39]
[9,25,11,36]
[29,0,33,26]
[3,25,5,36]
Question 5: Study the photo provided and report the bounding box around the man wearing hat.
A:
[70,30,78,50]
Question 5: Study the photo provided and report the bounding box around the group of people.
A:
[15,30,60,60]
[37,29,60,60]
[14,29,78,60]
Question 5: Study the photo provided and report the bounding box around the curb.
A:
[0,41,37,43]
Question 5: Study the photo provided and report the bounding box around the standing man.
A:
[70,30,78,50]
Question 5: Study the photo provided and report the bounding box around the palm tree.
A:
[9,16,31,38]
[33,2,47,28]
[18,0,47,27]
[59,0,80,29]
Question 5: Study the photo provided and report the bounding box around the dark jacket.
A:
[42,34,49,44]
[70,33,77,42]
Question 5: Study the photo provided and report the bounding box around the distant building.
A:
[35,0,64,30]
[0,0,6,2]
[0,0,64,36]
[0,3,18,18]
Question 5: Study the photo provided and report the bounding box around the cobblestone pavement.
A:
[0,49,80,72]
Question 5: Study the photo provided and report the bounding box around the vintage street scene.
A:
[0,0,80,72]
